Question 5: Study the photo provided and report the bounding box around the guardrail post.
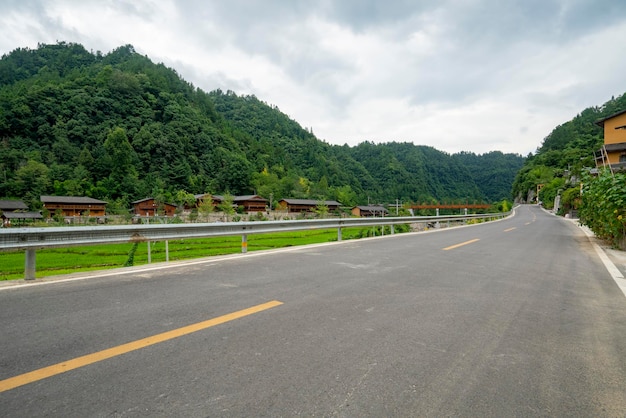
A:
[436,208,439,216]
[147,241,151,264]
[242,234,248,253]
[165,240,169,262]
[391,225,395,235]
[25,249,36,280]
[337,227,342,241]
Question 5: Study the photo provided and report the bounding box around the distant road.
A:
[1,205,625,417]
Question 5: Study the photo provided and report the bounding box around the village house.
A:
[0,199,42,226]
[233,195,269,212]
[595,109,626,171]
[277,199,341,213]
[40,195,107,217]
[2,211,43,227]
[351,205,389,217]
[185,194,268,213]
[132,198,178,217]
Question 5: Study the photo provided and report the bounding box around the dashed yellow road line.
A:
[442,238,480,251]
[504,227,517,232]
[0,300,283,393]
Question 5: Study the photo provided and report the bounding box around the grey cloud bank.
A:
[2,0,625,155]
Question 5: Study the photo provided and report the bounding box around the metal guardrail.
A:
[0,212,509,280]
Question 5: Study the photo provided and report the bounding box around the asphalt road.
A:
[1,205,625,417]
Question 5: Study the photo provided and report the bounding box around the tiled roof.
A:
[234,195,268,202]
[131,197,177,207]
[280,199,341,206]
[0,200,28,211]
[355,205,388,212]
[131,197,154,204]
[1,211,43,219]
[40,196,107,204]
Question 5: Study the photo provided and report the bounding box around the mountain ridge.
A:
[0,42,523,209]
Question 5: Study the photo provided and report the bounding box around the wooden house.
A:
[191,194,268,212]
[0,199,43,226]
[278,199,341,213]
[234,195,268,212]
[2,211,43,227]
[595,109,626,171]
[132,198,178,217]
[351,205,389,217]
[40,196,107,217]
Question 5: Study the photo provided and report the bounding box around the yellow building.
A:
[595,109,626,171]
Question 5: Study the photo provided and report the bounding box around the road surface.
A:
[1,205,625,416]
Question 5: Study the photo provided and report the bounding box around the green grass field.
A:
[0,227,374,281]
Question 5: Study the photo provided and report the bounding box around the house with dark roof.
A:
[233,195,269,212]
[0,200,28,212]
[278,199,341,213]
[132,198,178,217]
[190,194,269,212]
[351,205,389,217]
[2,211,43,227]
[595,109,626,172]
[0,199,42,226]
[40,196,107,217]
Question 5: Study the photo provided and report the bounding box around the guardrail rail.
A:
[0,212,509,280]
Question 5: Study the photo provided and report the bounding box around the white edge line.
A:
[577,223,626,298]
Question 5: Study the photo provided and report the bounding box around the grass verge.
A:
[0,227,373,281]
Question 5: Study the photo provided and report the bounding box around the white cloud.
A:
[1,0,626,156]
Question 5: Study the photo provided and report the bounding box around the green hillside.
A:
[0,42,523,210]
[512,93,626,208]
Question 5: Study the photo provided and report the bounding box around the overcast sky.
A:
[2,0,626,155]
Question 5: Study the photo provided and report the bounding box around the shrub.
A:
[579,170,626,248]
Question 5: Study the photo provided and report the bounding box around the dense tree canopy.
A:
[0,42,523,209]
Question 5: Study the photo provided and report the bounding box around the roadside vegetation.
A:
[579,170,626,248]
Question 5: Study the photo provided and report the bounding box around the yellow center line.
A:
[442,238,480,251]
[0,300,283,393]
[504,227,517,232]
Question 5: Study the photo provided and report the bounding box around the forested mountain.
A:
[454,151,527,202]
[0,42,522,210]
[512,92,626,207]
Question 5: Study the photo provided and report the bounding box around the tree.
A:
[217,193,235,222]
[104,127,135,175]
[13,159,51,207]
[197,195,214,221]
[314,201,329,218]
[174,190,196,209]
[103,127,139,199]
[332,185,356,207]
